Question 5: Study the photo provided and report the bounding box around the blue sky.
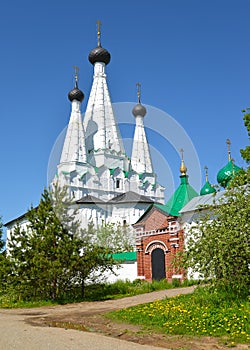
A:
[0,0,249,227]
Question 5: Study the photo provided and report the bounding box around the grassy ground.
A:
[0,278,197,308]
[107,286,250,345]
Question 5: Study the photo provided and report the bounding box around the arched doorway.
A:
[151,248,166,281]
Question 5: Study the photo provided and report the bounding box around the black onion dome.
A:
[132,103,147,117]
[88,46,111,65]
[68,85,84,103]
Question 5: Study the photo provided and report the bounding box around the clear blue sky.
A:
[0,0,249,227]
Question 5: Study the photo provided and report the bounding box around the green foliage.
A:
[95,221,134,253]
[240,108,250,163]
[5,184,116,301]
[0,278,197,307]
[0,217,4,252]
[171,278,181,288]
[183,168,250,298]
[108,287,250,344]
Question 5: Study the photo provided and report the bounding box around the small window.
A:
[116,179,120,188]
[123,220,127,226]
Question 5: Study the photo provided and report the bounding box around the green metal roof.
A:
[164,175,198,216]
[111,251,137,261]
[109,168,116,175]
[123,171,129,178]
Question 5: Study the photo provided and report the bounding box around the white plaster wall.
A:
[103,262,138,283]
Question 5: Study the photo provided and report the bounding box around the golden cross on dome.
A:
[136,82,141,103]
[179,148,187,176]
[97,20,101,46]
[226,138,231,161]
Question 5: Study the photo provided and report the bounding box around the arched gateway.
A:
[151,248,166,281]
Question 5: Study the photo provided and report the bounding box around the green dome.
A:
[200,181,216,196]
[217,160,241,188]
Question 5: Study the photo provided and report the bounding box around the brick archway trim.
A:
[145,240,169,254]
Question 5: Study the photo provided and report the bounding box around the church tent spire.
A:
[131,83,153,174]
[84,21,125,157]
[60,67,87,164]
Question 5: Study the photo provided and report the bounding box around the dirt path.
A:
[0,286,249,350]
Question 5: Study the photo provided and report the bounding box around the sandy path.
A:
[0,286,195,350]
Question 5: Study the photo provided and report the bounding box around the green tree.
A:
[240,108,250,163]
[0,217,8,292]
[183,114,250,297]
[7,184,115,301]
[0,217,4,252]
[96,221,134,253]
[185,169,249,297]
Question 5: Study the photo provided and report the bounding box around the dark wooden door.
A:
[151,248,166,281]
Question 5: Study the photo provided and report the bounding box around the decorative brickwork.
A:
[133,206,185,282]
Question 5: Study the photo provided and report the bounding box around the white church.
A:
[55,25,165,230]
[6,24,239,282]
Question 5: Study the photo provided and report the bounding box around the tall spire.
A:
[131,83,153,174]
[60,67,87,163]
[84,22,125,163]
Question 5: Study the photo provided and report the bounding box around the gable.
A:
[133,205,171,231]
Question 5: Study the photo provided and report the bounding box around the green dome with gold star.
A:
[200,166,216,195]
[200,181,216,195]
[217,139,241,188]
[217,159,241,188]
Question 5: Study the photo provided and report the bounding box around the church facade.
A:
[56,27,165,230]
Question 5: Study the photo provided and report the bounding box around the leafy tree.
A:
[96,221,134,253]
[183,114,250,298]
[0,217,4,252]
[240,108,250,162]
[185,170,249,297]
[7,184,116,301]
[0,217,8,292]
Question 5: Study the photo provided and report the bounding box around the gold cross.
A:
[97,20,101,46]
[204,165,208,182]
[180,148,184,161]
[73,66,79,83]
[136,82,141,103]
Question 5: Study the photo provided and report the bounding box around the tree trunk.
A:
[81,278,85,299]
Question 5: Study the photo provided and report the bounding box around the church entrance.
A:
[151,248,166,281]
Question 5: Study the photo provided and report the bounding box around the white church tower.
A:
[131,83,153,174]
[55,22,165,227]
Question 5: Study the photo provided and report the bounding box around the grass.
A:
[0,278,197,308]
[83,278,196,301]
[107,286,250,345]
